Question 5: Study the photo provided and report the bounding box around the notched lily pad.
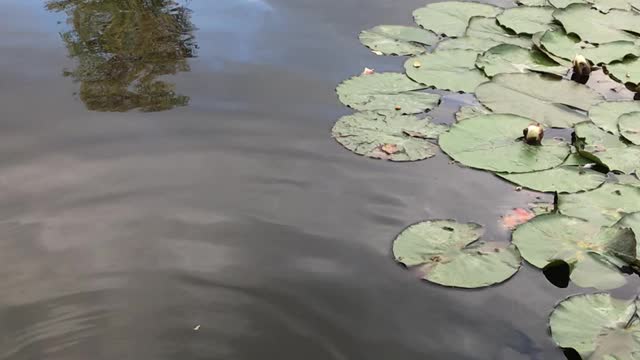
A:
[619,111,640,145]
[439,114,570,173]
[404,49,489,93]
[465,16,533,49]
[455,104,492,122]
[497,6,556,35]
[558,182,640,226]
[413,2,503,37]
[393,220,521,288]
[332,111,447,161]
[436,37,502,52]
[550,293,640,359]
[359,25,439,56]
[476,44,567,77]
[513,213,636,290]
[589,100,640,135]
[539,28,640,65]
[605,56,640,92]
[476,72,604,128]
[574,121,640,174]
[336,73,441,114]
[553,4,640,43]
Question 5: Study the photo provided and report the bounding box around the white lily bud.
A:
[523,123,544,145]
[572,54,591,77]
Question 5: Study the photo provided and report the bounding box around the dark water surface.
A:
[0,1,624,359]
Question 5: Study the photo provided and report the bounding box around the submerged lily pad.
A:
[497,154,607,193]
[558,183,640,226]
[404,49,488,93]
[332,111,446,161]
[476,44,567,77]
[605,56,640,91]
[539,29,640,64]
[436,37,502,52]
[553,4,640,43]
[465,17,533,49]
[439,114,570,173]
[336,73,441,114]
[550,293,640,359]
[359,25,439,56]
[619,111,640,145]
[589,100,640,135]
[393,220,521,288]
[476,73,603,128]
[574,121,640,174]
[513,213,636,290]
[413,2,502,37]
[455,104,492,121]
[497,6,555,35]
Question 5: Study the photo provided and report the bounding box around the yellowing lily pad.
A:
[393,220,521,288]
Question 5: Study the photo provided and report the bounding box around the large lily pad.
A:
[589,100,640,135]
[574,121,640,174]
[332,111,446,161]
[359,25,439,56]
[404,49,488,93]
[336,73,441,114]
[549,0,587,8]
[532,30,572,66]
[558,183,640,226]
[436,37,502,52]
[497,154,607,193]
[553,4,640,43]
[465,17,533,49]
[392,220,521,288]
[605,56,640,91]
[512,213,636,290]
[413,2,502,37]
[496,6,555,35]
[550,293,640,359]
[475,44,567,77]
[475,72,604,128]
[439,114,570,173]
[619,111,640,145]
[539,29,640,64]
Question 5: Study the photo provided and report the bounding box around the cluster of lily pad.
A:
[332,0,640,357]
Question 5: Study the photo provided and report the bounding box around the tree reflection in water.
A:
[47,0,197,112]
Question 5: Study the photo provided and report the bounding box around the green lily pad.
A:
[496,6,556,35]
[619,112,640,145]
[550,293,640,359]
[574,121,640,174]
[413,2,503,37]
[590,0,638,12]
[539,28,640,64]
[558,183,640,226]
[532,30,573,66]
[475,44,567,77]
[455,104,492,122]
[331,111,446,161]
[497,154,607,193]
[465,17,533,49]
[439,114,570,173]
[475,73,604,128]
[605,56,640,91]
[336,73,441,114]
[518,0,551,5]
[616,173,640,187]
[549,0,587,8]
[618,212,640,245]
[392,220,521,288]
[404,50,488,93]
[553,4,640,43]
[359,25,438,56]
[589,101,640,135]
[436,37,502,52]
[512,213,636,290]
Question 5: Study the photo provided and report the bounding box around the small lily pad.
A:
[404,49,489,93]
[332,111,446,161]
[455,104,492,122]
[619,112,640,145]
[605,56,640,91]
[550,293,640,359]
[558,183,640,226]
[475,44,567,77]
[574,121,640,174]
[393,220,521,288]
[497,154,607,193]
[476,72,604,128]
[589,100,640,135]
[497,6,556,35]
[336,73,441,114]
[359,25,439,56]
[465,17,533,49]
[439,114,570,173]
[513,213,636,290]
[553,4,640,43]
[413,2,503,37]
[539,28,640,64]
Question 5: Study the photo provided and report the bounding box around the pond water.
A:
[0,1,631,359]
